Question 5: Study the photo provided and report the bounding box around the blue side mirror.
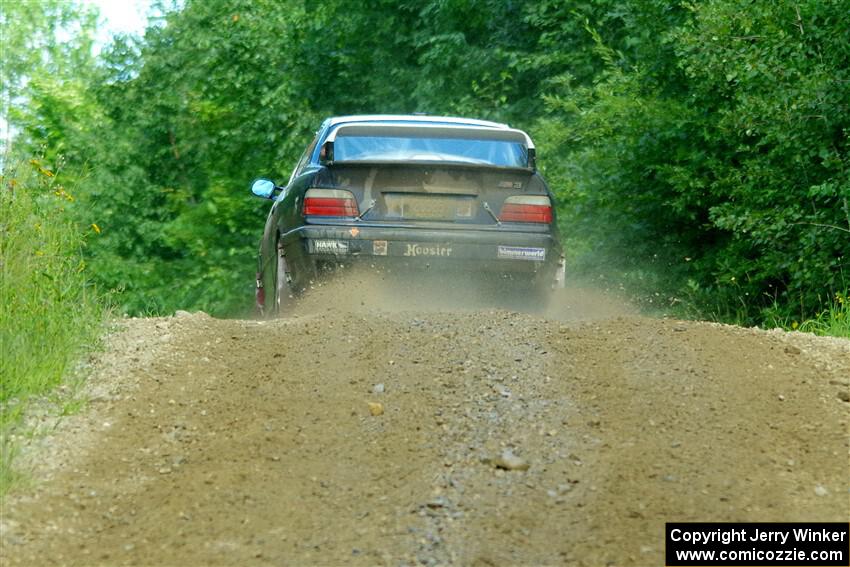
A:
[251,178,276,199]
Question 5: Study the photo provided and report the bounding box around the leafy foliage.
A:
[537,0,849,323]
[0,0,98,149]
[5,0,848,326]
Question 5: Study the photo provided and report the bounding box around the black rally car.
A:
[251,115,564,314]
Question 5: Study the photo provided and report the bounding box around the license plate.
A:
[384,194,475,220]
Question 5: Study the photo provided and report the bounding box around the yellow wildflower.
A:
[91,223,101,234]
[54,187,74,201]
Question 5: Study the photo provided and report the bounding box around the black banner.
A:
[666,523,849,566]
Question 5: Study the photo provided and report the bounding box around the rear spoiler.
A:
[319,123,537,170]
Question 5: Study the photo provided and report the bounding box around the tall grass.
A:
[0,158,105,493]
[772,292,850,338]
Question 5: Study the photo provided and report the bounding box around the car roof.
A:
[326,114,513,130]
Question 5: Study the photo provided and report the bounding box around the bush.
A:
[536,0,850,328]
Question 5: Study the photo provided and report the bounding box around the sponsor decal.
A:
[349,227,360,238]
[312,239,349,255]
[372,240,388,256]
[403,243,453,257]
[497,246,546,262]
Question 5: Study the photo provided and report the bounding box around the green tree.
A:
[536,0,849,323]
[0,0,98,157]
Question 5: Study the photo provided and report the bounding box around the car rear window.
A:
[333,135,529,168]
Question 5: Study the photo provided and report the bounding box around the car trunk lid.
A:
[313,164,548,226]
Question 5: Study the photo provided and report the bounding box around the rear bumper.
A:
[280,223,559,273]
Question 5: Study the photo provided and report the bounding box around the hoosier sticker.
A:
[497,246,546,261]
[403,243,452,257]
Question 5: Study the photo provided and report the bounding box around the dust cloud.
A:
[289,265,634,323]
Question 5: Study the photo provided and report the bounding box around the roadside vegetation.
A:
[772,293,849,338]
[0,159,106,492]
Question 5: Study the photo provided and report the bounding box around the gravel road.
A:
[2,278,848,566]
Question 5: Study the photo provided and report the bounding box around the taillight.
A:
[500,195,553,223]
[303,188,359,217]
